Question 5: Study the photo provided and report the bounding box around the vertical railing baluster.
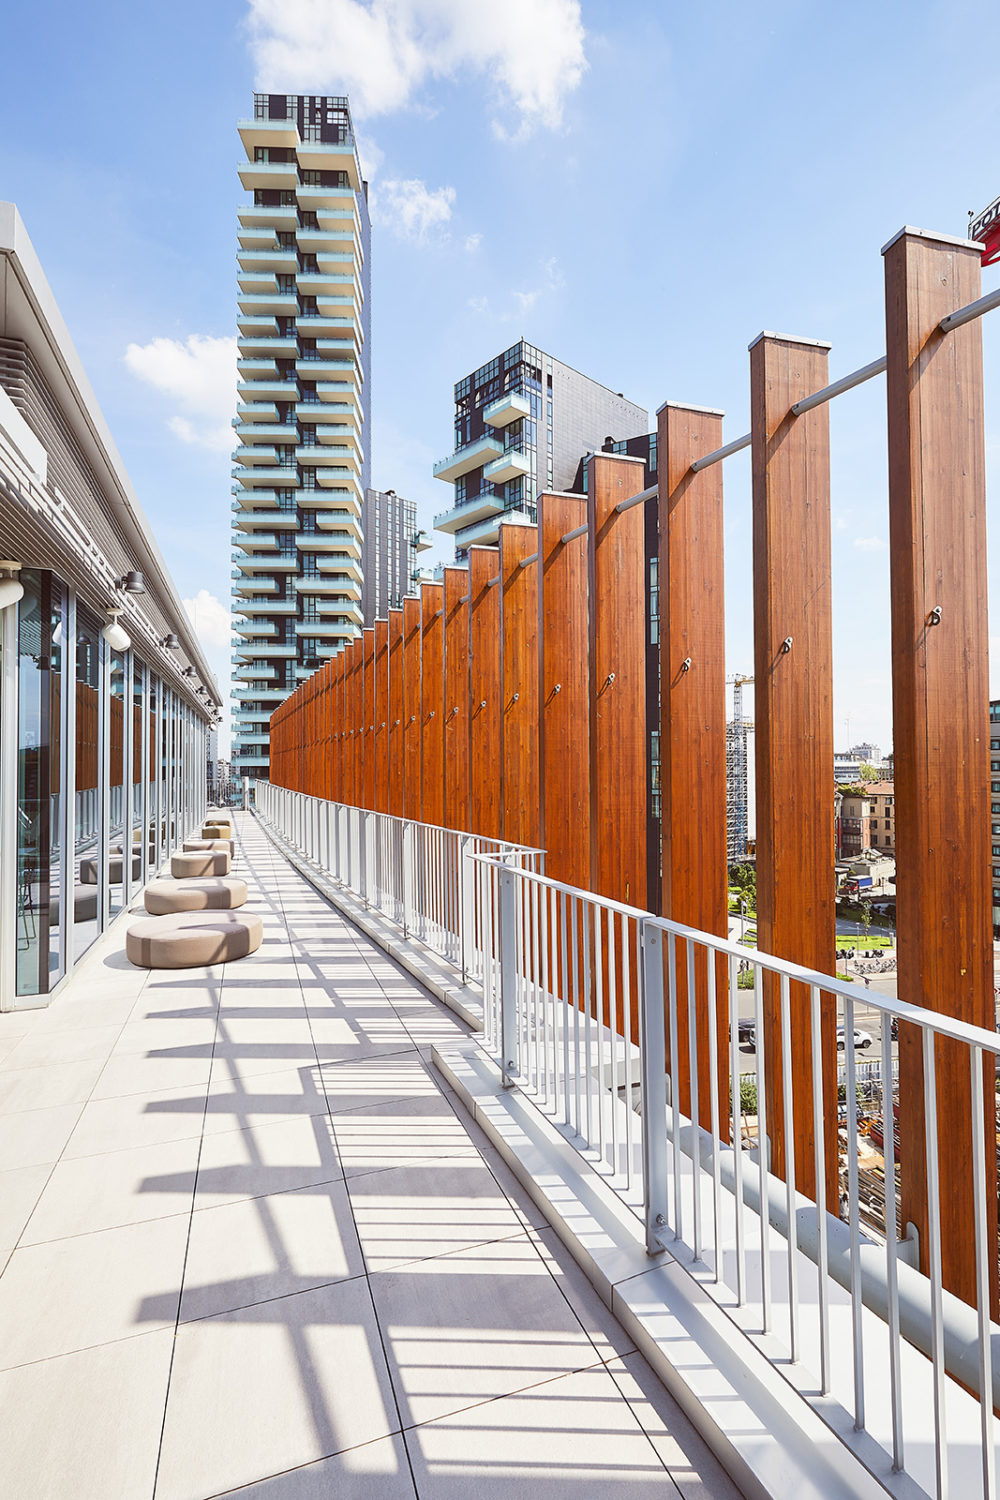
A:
[640,920,668,1255]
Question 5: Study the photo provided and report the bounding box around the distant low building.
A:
[834,752,862,783]
[838,790,872,857]
[864,780,896,854]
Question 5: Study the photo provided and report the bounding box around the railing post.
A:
[499,863,520,1089]
[640,919,670,1255]
[360,809,370,907]
[460,834,474,984]
[401,820,415,939]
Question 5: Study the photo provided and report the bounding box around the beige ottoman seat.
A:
[183,838,235,855]
[80,854,141,885]
[126,909,263,968]
[202,822,232,838]
[49,885,100,924]
[144,877,248,915]
[171,850,231,879]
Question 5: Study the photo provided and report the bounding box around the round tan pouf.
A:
[126,909,263,968]
[171,850,231,878]
[183,839,235,855]
[144,877,248,915]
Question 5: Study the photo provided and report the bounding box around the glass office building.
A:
[231,94,372,779]
[0,203,217,1010]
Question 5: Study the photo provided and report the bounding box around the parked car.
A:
[836,1026,873,1050]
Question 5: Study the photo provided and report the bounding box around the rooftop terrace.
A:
[0,812,736,1498]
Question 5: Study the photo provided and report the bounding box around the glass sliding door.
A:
[15,569,65,996]
[132,661,146,891]
[108,649,128,918]
[73,603,102,961]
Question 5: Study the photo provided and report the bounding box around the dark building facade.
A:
[360,487,428,627]
[433,340,648,558]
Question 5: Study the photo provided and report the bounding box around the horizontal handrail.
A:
[470,849,1000,1056]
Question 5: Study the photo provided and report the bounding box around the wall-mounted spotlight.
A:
[0,560,24,609]
[196,685,207,695]
[182,665,196,677]
[102,610,131,652]
[116,570,145,594]
[161,633,180,649]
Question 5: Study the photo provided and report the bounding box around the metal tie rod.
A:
[790,355,887,417]
[939,283,1000,334]
[689,432,751,473]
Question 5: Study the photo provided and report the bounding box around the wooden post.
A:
[499,524,539,849]
[332,650,345,806]
[351,638,363,807]
[883,226,996,1308]
[750,331,837,1204]
[374,620,389,814]
[468,546,502,839]
[586,453,647,911]
[403,597,421,822]
[443,567,470,833]
[362,628,375,811]
[658,403,728,1130]
[388,609,404,818]
[421,583,445,827]
[539,492,589,889]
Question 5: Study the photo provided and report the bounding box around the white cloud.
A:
[378,177,455,242]
[853,536,887,552]
[125,334,237,453]
[246,0,587,135]
[464,232,482,252]
[467,295,489,314]
[510,256,565,320]
[183,589,231,651]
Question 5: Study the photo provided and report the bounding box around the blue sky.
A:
[1,0,998,757]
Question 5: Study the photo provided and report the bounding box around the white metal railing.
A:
[250,782,1000,1498]
[472,854,1000,1500]
[252,781,542,985]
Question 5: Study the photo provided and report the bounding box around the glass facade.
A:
[3,569,208,1006]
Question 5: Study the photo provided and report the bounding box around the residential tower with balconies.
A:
[231,93,371,777]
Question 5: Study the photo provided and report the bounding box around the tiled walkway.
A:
[0,813,740,1499]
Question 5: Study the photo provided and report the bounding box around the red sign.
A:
[970,195,1000,266]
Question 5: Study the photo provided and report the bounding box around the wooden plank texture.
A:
[884,228,996,1308]
[468,546,502,839]
[362,628,375,810]
[374,620,389,814]
[499,524,540,849]
[388,609,404,818]
[587,454,647,910]
[658,403,728,1129]
[420,583,445,827]
[403,597,422,822]
[539,492,589,888]
[751,331,837,1203]
[443,568,470,833]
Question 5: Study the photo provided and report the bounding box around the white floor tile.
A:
[155,1279,400,1500]
[0,1329,174,1500]
[21,1133,200,1243]
[0,1214,189,1367]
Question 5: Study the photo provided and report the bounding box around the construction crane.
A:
[726,674,754,865]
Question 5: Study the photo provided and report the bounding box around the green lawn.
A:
[835,934,894,951]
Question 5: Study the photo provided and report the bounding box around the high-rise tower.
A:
[231,93,371,778]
